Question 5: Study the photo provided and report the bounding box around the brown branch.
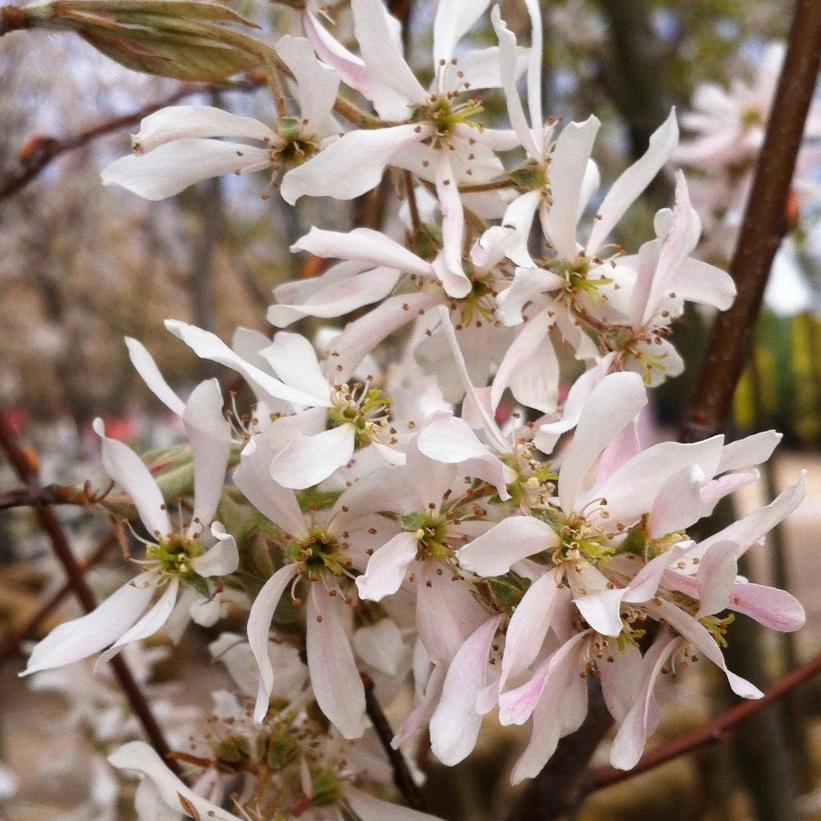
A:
[587,653,821,792]
[0,532,116,665]
[362,675,430,813]
[0,482,98,511]
[0,76,265,202]
[680,0,821,443]
[0,411,183,777]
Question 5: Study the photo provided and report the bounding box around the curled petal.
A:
[458,517,557,577]
[269,424,356,489]
[356,532,419,601]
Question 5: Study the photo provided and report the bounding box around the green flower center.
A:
[327,382,393,448]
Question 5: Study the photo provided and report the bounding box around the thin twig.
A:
[0,482,98,511]
[0,532,116,665]
[587,653,821,792]
[0,411,183,777]
[362,675,430,812]
[680,0,821,443]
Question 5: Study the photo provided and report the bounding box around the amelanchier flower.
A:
[23,352,236,675]
[101,36,340,200]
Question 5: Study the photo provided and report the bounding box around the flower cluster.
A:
[22,2,806,818]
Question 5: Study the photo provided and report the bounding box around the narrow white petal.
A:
[248,564,298,724]
[259,332,331,404]
[356,532,418,601]
[191,523,239,577]
[457,517,557,577]
[671,257,736,310]
[93,418,170,537]
[102,139,271,200]
[353,619,406,676]
[434,154,471,298]
[307,583,366,739]
[433,0,493,64]
[124,337,185,415]
[718,431,782,473]
[22,573,156,674]
[275,36,339,132]
[346,786,443,821]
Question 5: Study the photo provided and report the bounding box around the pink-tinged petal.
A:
[695,540,739,618]
[430,614,501,765]
[131,105,274,154]
[544,116,601,259]
[434,155,471,298]
[393,663,446,747]
[648,464,708,538]
[691,474,806,564]
[191,523,239,578]
[98,578,179,665]
[587,109,678,255]
[234,432,307,538]
[570,565,626,636]
[164,320,322,407]
[507,634,588,780]
[124,337,185,416]
[728,582,805,632]
[248,564,299,723]
[303,10,409,120]
[558,371,647,514]
[356,532,419,601]
[594,419,640,486]
[416,561,488,666]
[353,619,405,676]
[416,412,512,500]
[593,435,724,529]
[183,379,232,530]
[492,308,558,414]
[274,36,339,132]
[405,435,458,511]
[501,569,562,690]
[109,741,239,820]
[93,418,170,538]
[307,583,366,739]
[648,598,763,699]
[101,139,271,200]
[268,265,401,327]
[352,0,427,104]
[522,0,544,151]
[433,0,492,63]
[490,7,538,156]
[609,636,677,770]
[698,471,759,516]
[346,786,444,821]
[458,517,557,577]
[718,431,782,473]
[22,572,156,674]
[281,124,425,204]
[599,642,643,723]
[269,424,356,489]
[671,257,736,310]
[623,544,689,604]
[259,332,330,404]
[329,292,443,382]
[292,226,433,279]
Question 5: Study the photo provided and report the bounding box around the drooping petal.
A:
[356,532,419,601]
[623,543,689,604]
[599,641,643,723]
[124,337,185,416]
[183,379,232,532]
[434,154,471,298]
[429,614,501,765]
[415,561,488,666]
[269,424,356,489]
[306,583,366,739]
[609,636,678,770]
[671,257,736,310]
[108,741,239,820]
[98,578,180,666]
[457,517,557,577]
[695,540,740,618]
[352,0,427,103]
[93,418,170,538]
[248,564,299,723]
[131,105,275,154]
[259,332,331,404]
[281,124,425,204]
[22,572,156,674]
[274,36,339,132]
[501,569,562,690]
[544,116,601,260]
[647,599,763,699]
[102,139,271,200]
[586,109,679,255]
[727,582,805,632]
[557,371,647,514]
